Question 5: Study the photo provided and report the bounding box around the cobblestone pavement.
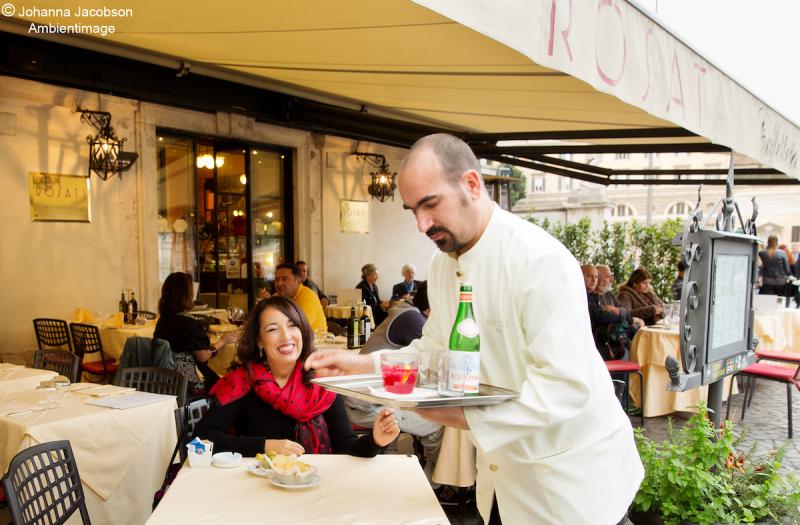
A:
[639,378,800,474]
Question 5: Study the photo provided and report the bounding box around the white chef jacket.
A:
[406,204,643,524]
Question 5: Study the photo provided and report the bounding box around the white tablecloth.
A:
[0,365,57,394]
[630,326,736,418]
[147,455,447,525]
[0,388,177,525]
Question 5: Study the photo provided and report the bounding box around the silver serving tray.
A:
[312,374,518,409]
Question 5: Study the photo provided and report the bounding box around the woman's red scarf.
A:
[210,363,336,453]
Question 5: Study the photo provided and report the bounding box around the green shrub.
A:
[633,403,800,524]
[529,217,682,300]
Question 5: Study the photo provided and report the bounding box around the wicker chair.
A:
[69,323,118,383]
[33,349,81,384]
[174,398,211,462]
[33,318,72,352]
[2,440,91,525]
[117,367,188,407]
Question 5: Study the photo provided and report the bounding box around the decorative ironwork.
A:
[350,152,397,202]
[79,109,138,180]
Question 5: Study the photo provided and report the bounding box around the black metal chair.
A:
[1,440,91,525]
[69,323,118,383]
[118,367,188,407]
[33,318,72,352]
[174,398,211,462]
[136,310,158,320]
[33,349,81,384]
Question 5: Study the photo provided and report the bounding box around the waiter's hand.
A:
[415,407,470,430]
[304,349,374,376]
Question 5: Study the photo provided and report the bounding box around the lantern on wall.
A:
[79,109,138,180]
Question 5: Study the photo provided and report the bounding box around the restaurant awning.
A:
[3,0,798,183]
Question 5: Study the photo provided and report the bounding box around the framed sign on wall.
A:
[28,172,91,222]
[340,199,369,233]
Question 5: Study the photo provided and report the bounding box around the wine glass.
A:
[226,306,246,327]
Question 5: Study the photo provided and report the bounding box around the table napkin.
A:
[73,308,95,323]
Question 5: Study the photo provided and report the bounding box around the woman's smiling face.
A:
[258,306,303,369]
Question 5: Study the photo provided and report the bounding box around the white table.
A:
[147,455,448,525]
[0,364,57,394]
[0,388,177,525]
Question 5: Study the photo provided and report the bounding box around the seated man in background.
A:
[273,263,328,333]
[596,265,644,329]
[582,265,639,361]
[296,260,329,308]
[344,282,444,484]
[391,264,423,302]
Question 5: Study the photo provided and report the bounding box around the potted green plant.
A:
[630,403,800,525]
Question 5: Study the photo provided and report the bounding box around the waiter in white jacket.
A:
[306,134,643,524]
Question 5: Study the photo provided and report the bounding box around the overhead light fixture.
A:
[239,174,247,185]
[79,109,138,180]
[195,153,224,169]
[350,152,397,202]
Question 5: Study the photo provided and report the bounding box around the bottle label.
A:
[456,319,479,338]
[459,291,472,302]
[461,352,480,395]
[447,352,464,393]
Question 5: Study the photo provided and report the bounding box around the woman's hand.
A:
[219,331,239,346]
[372,408,400,447]
[193,349,213,363]
[264,439,305,456]
[379,300,391,311]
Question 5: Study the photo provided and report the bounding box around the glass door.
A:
[158,132,293,312]
[196,143,248,309]
[249,148,291,304]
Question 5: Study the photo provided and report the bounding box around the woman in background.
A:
[617,268,665,326]
[759,235,791,296]
[356,263,390,327]
[154,272,237,396]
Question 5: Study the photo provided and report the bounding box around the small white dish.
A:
[247,464,273,478]
[212,452,242,468]
[368,387,438,400]
[269,474,321,490]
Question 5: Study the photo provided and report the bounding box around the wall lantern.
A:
[79,109,138,180]
[350,152,397,202]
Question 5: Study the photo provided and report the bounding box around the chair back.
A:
[175,398,210,462]
[118,367,188,407]
[32,318,71,351]
[2,440,91,525]
[33,349,81,384]
[69,323,104,361]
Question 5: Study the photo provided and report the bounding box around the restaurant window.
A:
[610,203,635,217]
[157,132,292,311]
[666,201,692,216]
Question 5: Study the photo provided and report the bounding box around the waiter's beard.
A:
[426,226,466,253]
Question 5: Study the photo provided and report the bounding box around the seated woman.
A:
[196,296,399,457]
[154,272,237,396]
[617,268,665,326]
[356,263,390,327]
